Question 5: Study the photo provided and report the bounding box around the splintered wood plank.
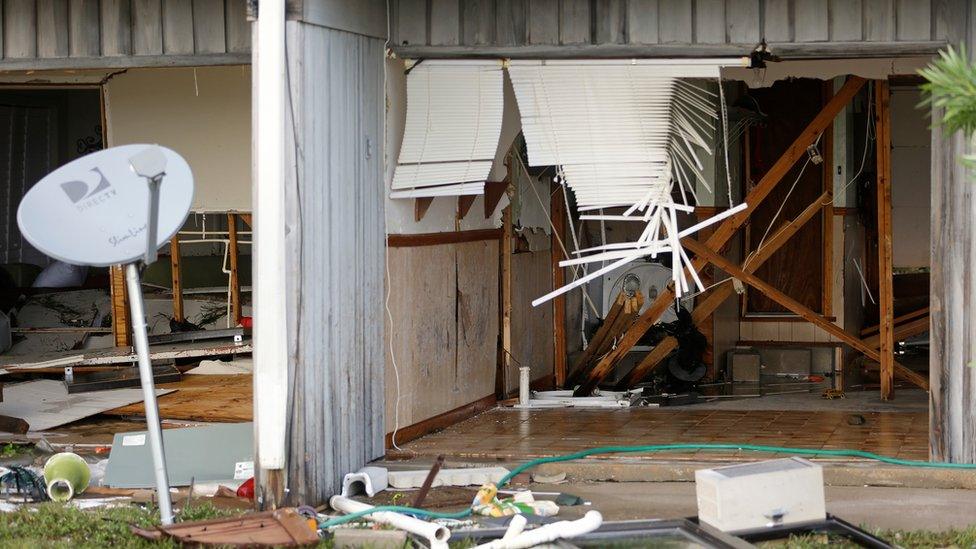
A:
[551,182,567,386]
[228,214,242,325]
[110,265,131,347]
[170,237,184,322]
[875,80,895,400]
[105,374,252,422]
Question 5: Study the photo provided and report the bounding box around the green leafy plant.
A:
[920,44,976,136]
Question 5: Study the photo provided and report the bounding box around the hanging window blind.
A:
[391,60,504,199]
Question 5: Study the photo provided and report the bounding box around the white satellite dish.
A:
[16,144,192,525]
[17,144,193,267]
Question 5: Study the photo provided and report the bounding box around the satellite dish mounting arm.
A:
[128,145,168,265]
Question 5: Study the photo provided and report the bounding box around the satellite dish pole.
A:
[126,145,173,524]
[17,143,195,526]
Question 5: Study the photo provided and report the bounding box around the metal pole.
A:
[124,262,173,524]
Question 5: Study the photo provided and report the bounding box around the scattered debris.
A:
[341,466,388,497]
[387,466,508,490]
[131,508,319,547]
[0,466,46,502]
[332,527,407,549]
[104,423,252,488]
[530,471,566,484]
[329,495,451,549]
[42,452,90,502]
[471,484,559,517]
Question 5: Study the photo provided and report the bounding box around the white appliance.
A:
[602,261,691,325]
[695,458,826,533]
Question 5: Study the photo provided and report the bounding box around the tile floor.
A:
[396,407,929,462]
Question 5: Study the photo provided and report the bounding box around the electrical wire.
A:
[318,442,976,529]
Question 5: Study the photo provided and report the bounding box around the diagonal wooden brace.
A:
[574,76,868,396]
[616,190,830,389]
[682,237,929,390]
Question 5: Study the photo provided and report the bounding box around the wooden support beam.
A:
[861,307,929,337]
[862,315,929,351]
[110,265,131,347]
[619,191,830,389]
[228,213,242,326]
[576,77,867,395]
[169,236,184,323]
[484,181,508,218]
[239,213,253,228]
[551,182,567,386]
[568,292,643,387]
[874,79,896,400]
[457,195,476,220]
[683,237,929,390]
[415,197,433,222]
[498,206,513,396]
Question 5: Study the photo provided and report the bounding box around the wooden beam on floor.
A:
[575,77,867,396]
[875,79,896,400]
[618,191,830,389]
[568,292,644,386]
[682,237,929,390]
[551,182,567,387]
[169,236,184,323]
[228,213,242,326]
[110,265,131,347]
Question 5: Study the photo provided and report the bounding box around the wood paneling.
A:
[509,250,554,395]
[69,0,101,57]
[36,0,69,58]
[192,0,226,54]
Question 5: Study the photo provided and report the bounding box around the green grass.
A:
[0,503,972,548]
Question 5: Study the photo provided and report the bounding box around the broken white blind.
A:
[391,60,504,199]
[508,58,748,304]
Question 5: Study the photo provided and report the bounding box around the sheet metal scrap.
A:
[131,508,319,547]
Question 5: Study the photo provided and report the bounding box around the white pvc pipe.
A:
[329,496,451,549]
[518,366,530,407]
[125,264,173,524]
[474,511,604,549]
[254,0,288,470]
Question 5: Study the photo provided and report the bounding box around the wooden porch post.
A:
[874,80,895,400]
[550,183,567,387]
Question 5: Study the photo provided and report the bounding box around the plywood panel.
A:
[69,0,101,57]
[430,0,460,45]
[132,0,164,55]
[528,0,560,44]
[162,0,195,54]
[626,0,659,44]
[794,0,828,42]
[509,250,554,393]
[829,0,862,40]
[100,0,133,55]
[456,240,500,403]
[695,0,726,43]
[37,0,70,58]
[106,375,250,422]
[658,0,692,43]
[496,0,528,45]
[385,245,458,430]
[726,0,760,43]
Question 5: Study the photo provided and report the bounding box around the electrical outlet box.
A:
[695,458,826,533]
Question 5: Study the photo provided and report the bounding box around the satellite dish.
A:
[17,144,193,267]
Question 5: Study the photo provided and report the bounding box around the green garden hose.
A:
[318,442,976,528]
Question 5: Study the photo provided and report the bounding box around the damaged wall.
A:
[104,66,252,212]
[385,240,499,433]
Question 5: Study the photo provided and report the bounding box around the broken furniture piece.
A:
[131,508,319,547]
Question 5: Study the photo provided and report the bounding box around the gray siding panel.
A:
[0,0,249,68]
[388,0,949,56]
[829,0,863,41]
[284,22,385,502]
[430,0,460,45]
[626,0,659,44]
[726,0,760,43]
[658,0,692,43]
[37,0,70,58]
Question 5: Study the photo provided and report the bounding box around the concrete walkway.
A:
[541,481,976,532]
